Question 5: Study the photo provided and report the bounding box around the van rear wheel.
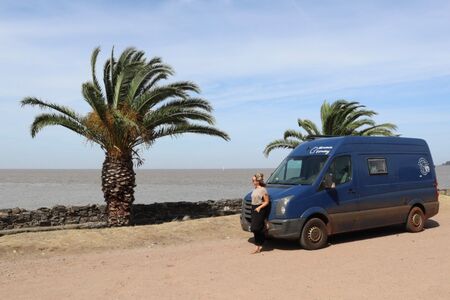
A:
[406,206,425,232]
[300,218,328,250]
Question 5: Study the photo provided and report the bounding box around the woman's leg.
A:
[254,230,265,246]
[251,205,266,253]
[251,205,263,232]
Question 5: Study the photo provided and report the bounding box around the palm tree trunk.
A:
[101,153,135,226]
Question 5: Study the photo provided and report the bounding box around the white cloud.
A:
[1,0,450,168]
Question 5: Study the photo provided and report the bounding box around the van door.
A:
[356,155,406,229]
[318,155,360,234]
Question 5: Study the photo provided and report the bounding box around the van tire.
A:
[406,206,425,232]
[300,218,328,250]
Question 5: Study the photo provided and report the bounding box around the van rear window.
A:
[367,158,388,175]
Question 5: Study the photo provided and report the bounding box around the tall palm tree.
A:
[264,100,397,156]
[21,47,230,226]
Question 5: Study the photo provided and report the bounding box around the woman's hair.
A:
[254,172,266,187]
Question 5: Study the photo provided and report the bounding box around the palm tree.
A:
[21,47,230,226]
[264,100,397,156]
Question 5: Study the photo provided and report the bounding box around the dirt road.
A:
[1,196,449,299]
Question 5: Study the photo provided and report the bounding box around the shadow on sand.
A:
[247,219,440,251]
[330,219,440,245]
[247,237,301,252]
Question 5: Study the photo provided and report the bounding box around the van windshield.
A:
[267,156,328,185]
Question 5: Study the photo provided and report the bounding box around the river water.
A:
[0,166,449,209]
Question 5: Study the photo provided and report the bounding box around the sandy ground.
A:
[1,195,449,300]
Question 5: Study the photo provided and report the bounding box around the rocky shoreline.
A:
[2,189,449,234]
[0,199,243,233]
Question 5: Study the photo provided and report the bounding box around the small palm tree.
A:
[264,100,397,156]
[21,47,230,226]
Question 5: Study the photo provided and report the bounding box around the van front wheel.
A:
[406,206,425,232]
[300,218,328,250]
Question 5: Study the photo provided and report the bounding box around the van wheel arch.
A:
[414,203,426,215]
[407,200,426,215]
[305,213,331,235]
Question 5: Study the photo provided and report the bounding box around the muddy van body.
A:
[241,136,439,250]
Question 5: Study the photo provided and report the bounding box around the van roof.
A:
[290,136,428,157]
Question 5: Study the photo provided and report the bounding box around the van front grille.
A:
[244,200,252,223]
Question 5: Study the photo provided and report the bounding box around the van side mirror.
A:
[322,173,335,189]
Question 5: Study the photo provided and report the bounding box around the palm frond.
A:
[21,97,83,122]
[298,118,321,136]
[112,63,143,108]
[320,100,331,126]
[263,139,300,157]
[283,129,304,141]
[126,59,174,102]
[152,98,213,113]
[113,47,134,85]
[82,82,109,122]
[359,123,398,136]
[103,50,114,106]
[142,72,170,94]
[30,113,88,138]
[342,118,376,135]
[133,82,200,114]
[339,109,377,131]
[152,123,230,141]
[91,47,103,93]
[143,109,215,131]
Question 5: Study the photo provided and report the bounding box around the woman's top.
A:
[251,186,268,205]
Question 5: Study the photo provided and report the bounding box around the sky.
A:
[0,0,449,169]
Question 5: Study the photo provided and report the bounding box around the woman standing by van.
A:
[250,173,270,254]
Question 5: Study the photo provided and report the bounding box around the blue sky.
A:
[0,0,449,169]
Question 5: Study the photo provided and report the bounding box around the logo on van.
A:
[418,157,430,176]
[310,146,333,155]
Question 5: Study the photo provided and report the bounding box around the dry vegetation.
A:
[0,214,248,258]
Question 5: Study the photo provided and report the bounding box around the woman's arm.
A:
[255,193,270,212]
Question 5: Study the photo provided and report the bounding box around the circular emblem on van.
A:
[418,157,430,176]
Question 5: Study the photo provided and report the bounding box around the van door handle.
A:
[348,188,357,194]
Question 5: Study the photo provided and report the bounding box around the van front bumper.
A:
[267,218,304,240]
[240,214,304,240]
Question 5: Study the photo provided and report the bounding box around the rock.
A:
[66,217,81,224]
[78,210,89,217]
[22,211,32,221]
[0,198,243,231]
[11,207,22,214]
[37,207,51,212]
[89,216,99,222]
[0,215,10,222]
[52,205,67,212]
[39,220,51,227]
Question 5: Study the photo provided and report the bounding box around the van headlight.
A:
[276,195,294,217]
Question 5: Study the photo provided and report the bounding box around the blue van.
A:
[240,136,439,250]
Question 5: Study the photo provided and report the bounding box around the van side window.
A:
[367,158,388,175]
[325,156,352,185]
